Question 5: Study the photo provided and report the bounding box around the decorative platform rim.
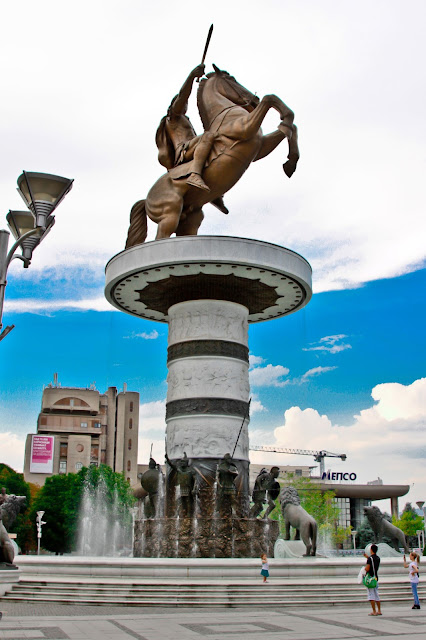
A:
[105,235,312,323]
[105,235,312,272]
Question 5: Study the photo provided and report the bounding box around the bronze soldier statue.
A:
[156,64,229,214]
[250,466,280,519]
[165,452,196,517]
[217,453,239,518]
[140,457,162,519]
[217,453,239,497]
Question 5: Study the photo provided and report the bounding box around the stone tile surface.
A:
[0,604,425,639]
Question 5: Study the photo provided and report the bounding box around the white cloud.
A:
[299,366,337,382]
[0,432,26,473]
[303,335,352,354]
[249,355,265,367]
[249,363,290,388]
[0,0,424,303]
[249,356,336,388]
[5,297,112,313]
[250,395,267,414]
[262,377,426,503]
[124,330,159,340]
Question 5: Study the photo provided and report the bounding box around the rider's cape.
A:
[155,116,176,171]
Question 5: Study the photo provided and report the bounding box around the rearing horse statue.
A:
[125,65,299,248]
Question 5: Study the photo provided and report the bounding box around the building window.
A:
[128,439,132,450]
[93,422,101,428]
[127,460,131,471]
[75,462,83,471]
[295,469,302,476]
[81,421,88,428]
[127,477,130,482]
[129,401,133,412]
[129,418,133,429]
[59,460,67,474]
[60,443,68,457]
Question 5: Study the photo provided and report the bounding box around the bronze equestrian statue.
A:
[125,62,299,247]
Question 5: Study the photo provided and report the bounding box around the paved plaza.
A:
[0,603,424,639]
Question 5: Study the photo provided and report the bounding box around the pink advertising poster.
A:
[30,435,54,473]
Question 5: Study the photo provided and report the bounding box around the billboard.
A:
[30,435,54,474]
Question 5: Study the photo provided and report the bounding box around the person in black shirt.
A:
[364,544,381,615]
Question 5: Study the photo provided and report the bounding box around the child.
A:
[260,553,269,583]
[403,552,420,609]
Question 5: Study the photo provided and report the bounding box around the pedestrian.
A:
[260,553,269,583]
[403,551,420,609]
[364,544,381,616]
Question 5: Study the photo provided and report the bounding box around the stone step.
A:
[1,594,421,608]
[9,583,423,595]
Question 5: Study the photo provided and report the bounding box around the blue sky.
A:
[0,0,425,504]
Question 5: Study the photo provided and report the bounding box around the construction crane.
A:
[249,446,347,476]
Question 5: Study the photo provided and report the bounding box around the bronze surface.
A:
[168,340,249,363]
[166,397,249,419]
[125,65,299,247]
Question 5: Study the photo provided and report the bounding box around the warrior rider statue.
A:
[155,63,229,215]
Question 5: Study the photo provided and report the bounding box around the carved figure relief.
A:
[167,358,249,402]
[166,416,249,460]
[168,300,248,345]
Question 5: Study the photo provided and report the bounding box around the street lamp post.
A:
[351,530,358,556]
[0,171,73,341]
[36,511,46,555]
[416,501,425,552]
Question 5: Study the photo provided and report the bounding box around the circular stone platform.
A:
[105,236,312,323]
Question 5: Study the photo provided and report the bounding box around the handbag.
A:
[363,555,378,588]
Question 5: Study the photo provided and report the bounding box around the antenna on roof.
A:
[53,373,58,387]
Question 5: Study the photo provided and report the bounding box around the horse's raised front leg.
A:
[283,124,299,178]
[222,94,294,142]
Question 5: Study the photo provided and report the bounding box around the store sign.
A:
[30,435,54,474]
[322,471,357,481]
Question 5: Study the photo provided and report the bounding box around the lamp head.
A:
[17,171,73,229]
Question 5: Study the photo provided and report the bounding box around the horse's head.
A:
[211,64,259,111]
[198,65,259,128]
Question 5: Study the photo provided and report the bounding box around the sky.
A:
[0,1,425,508]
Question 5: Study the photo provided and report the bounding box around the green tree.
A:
[393,502,424,546]
[30,465,135,554]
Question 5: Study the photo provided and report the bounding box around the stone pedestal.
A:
[105,236,312,557]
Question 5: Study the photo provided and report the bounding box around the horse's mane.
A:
[197,70,234,130]
[197,72,217,130]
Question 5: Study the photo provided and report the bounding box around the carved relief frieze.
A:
[167,358,249,402]
[168,300,248,345]
[166,397,249,420]
[166,416,249,460]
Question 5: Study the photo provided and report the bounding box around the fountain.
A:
[77,468,133,556]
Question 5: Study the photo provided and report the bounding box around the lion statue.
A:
[280,486,317,556]
[364,505,409,554]
[0,494,27,566]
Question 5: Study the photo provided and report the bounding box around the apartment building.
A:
[23,379,139,486]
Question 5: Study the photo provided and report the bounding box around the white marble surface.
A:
[166,414,249,461]
[168,300,248,345]
[167,358,249,402]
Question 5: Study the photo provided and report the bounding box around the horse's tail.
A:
[125,199,147,248]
